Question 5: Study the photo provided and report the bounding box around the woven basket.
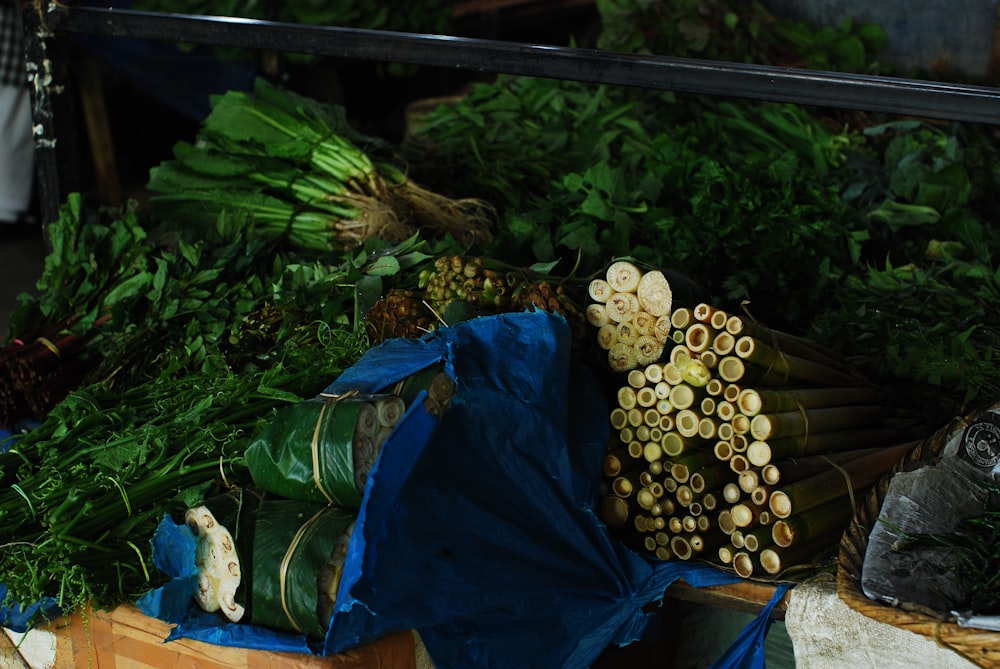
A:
[837,409,1000,668]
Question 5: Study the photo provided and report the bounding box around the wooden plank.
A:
[12,604,417,669]
[665,580,791,620]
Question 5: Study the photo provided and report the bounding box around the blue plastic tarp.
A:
[139,311,784,667]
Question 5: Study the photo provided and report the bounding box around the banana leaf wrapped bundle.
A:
[186,490,356,639]
[244,366,454,507]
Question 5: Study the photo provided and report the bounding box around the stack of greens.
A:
[148,78,494,254]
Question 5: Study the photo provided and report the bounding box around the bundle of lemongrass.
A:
[593,261,924,578]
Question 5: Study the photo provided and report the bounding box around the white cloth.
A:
[0,82,33,222]
[785,577,979,669]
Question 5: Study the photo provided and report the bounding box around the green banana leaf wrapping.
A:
[249,499,357,638]
[244,396,374,507]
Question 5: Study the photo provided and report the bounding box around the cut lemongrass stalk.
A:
[663,477,678,494]
[644,409,661,428]
[709,309,729,332]
[655,531,670,547]
[733,552,756,578]
[668,384,699,411]
[750,486,770,507]
[718,356,746,383]
[663,362,684,385]
[655,382,673,401]
[738,469,760,494]
[685,323,715,353]
[698,417,719,440]
[690,468,724,495]
[648,481,665,498]
[588,278,614,303]
[737,386,882,418]
[671,535,694,560]
[634,515,649,533]
[731,434,749,454]
[656,398,673,415]
[702,492,718,512]
[700,397,717,416]
[718,544,735,565]
[672,330,686,344]
[743,525,774,553]
[643,441,664,463]
[745,428,911,466]
[771,496,854,549]
[731,414,751,435]
[606,260,642,293]
[692,303,715,322]
[713,440,733,461]
[669,449,717,481]
[675,410,701,438]
[644,363,664,384]
[723,384,743,403]
[717,409,736,431]
[682,516,698,533]
[712,331,736,356]
[610,407,630,431]
[617,386,637,411]
[731,501,764,528]
[761,464,781,486]
[670,345,693,366]
[727,316,853,373]
[699,350,718,370]
[734,336,863,387]
[655,546,672,561]
[627,369,648,389]
[640,471,655,487]
[764,447,890,485]
[731,530,746,549]
[648,427,663,443]
[696,515,711,533]
[705,378,725,397]
[670,307,693,331]
[627,409,643,427]
[636,269,673,317]
[662,431,703,457]
[586,303,610,327]
[636,386,657,408]
[676,485,695,507]
[669,517,684,534]
[759,535,834,576]
[596,323,618,349]
[627,440,644,460]
[603,447,643,477]
[648,460,664,476]
[689,502,703,517]
[729,454,750,473]
[758,511,773,526]
[612,472,642,498]
[659,414,675,432]
[767,440,916,518]
[749,405,887,441]
[599,495,630,527]
[606,292,640,323]
[717,509,737,535]
[636,487,658,511]
[644,536,657,552]
[723,483,742,505]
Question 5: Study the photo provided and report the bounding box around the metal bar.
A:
[44,5,1000,125]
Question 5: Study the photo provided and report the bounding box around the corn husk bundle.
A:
[585,260,706,373]
[594,279,924,578]
[185,490,356,638]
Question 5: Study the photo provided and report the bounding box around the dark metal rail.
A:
[44,5,1000,125]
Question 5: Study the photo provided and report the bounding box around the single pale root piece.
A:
[608,342,638,373]
[633,310,657,336]
[586,303,610,328]
[634,336,664,366]
[588,278,614,303]
[606,292,640,323]
[596,323,618,350]
[606,260,643,293]
[186,505,245,623]
[636,270,672,317]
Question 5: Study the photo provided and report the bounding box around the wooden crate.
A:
[1,604,421,669]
